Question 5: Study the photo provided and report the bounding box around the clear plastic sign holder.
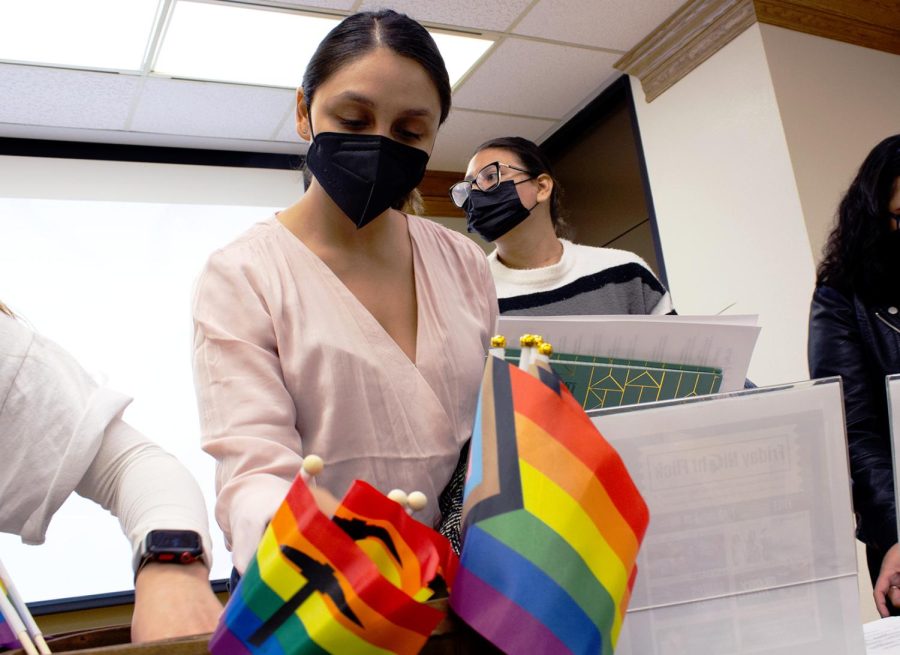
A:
[589,378,864,654]
[888,373,900,543]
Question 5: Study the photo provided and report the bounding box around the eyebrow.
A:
[332,91,435,119]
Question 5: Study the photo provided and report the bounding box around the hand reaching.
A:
[874,543,900,618]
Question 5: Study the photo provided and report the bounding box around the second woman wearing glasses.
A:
[452,137,672,316]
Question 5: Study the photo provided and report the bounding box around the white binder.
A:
[591,378,864,654]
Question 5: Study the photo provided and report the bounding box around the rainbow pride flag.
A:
[334,481,457,603]
[450,355,649,655]
[0,581,20,651]
[210,477,456,655]
[0,612,19,651]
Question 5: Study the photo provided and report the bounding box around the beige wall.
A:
[761,24,900,265]
[631,24,816,387]
[631,22,900,623]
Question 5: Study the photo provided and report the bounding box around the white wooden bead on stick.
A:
[406,491,427,516]
[300,455,324,484]
[387,489,408,507]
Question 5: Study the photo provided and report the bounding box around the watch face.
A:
[148,530,201,552]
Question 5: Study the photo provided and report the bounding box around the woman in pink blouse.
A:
[192,10,497,576]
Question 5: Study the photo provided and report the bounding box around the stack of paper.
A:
[866,617,900,654]
[497,314,760,393]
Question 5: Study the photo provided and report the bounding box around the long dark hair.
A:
[817,134,900,300]
[474,136,570,237]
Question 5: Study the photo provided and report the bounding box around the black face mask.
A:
[464,180,536,242]
[306,131,429,229]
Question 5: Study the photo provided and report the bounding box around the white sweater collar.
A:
[487,239,576,289]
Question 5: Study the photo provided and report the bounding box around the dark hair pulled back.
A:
[302,9,451,124]
[474,136,569,237]
[299,10,451,209]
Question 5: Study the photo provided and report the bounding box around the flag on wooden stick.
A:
[0,611,19,651]
[210,476,457,655]
[450,352,649,655]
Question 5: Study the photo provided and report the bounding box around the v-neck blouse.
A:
[193,215,497,572]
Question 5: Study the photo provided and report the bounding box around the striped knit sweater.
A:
[489,239,673,315]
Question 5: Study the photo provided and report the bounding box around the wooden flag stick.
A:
[519,334,541,370]
[0,559,50,655]
[536,342,552,364]
[489,335,506,360]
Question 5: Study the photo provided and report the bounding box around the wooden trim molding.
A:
[418,169,466,218]
[614,0,756,103]
[755,0,900,56]
[616,0,900,103]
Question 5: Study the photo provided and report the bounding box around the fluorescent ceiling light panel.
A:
[0,0,159,71]
[154,2,339,88]
[430,32,493,87]
[154,2,494,89]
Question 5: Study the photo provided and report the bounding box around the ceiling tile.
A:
[514,0,686,51]
[452,38,619,119]
[274,0,357,10]
[356,0,533,31]
[427,108,557,171]
[130,78,295,140]
[0,64,139,130]
[0,122,303,154]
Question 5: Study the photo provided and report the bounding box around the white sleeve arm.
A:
[74,417,214,573]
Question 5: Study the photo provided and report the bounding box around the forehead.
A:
[314,47,441,118]
[466,147,520,177]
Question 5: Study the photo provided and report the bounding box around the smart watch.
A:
[135,529,204,578]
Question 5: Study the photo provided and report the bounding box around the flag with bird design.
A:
[209,477,457,655]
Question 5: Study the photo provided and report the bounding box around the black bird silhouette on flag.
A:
[248,546,363,646]
[332,515,401,563]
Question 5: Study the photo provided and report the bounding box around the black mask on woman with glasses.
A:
[451,161,538,242]
[464,180,538,242]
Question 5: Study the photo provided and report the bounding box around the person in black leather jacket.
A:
[808,134,900,617]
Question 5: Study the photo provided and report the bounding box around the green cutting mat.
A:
[506,350,723,410]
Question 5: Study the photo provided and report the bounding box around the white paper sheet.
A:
[497,314,760,392]
[865,616,900,654]
[592,379,864,654]
[514,314,759,326]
